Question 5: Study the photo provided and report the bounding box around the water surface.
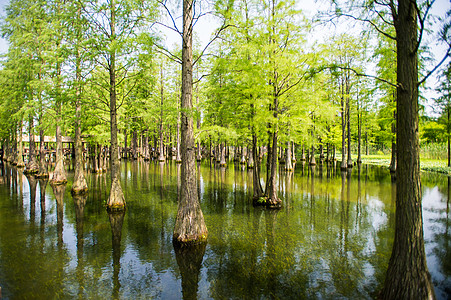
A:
[0,160,449,299]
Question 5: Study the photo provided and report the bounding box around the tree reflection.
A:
[108,210,125,300]
[73,193,87,299]
[51,183,66,248]
[174,242,206,300]
[26,175,37,223]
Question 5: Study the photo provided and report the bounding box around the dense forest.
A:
[0,0,450,298]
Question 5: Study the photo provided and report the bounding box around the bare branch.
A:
[193,24,235,66]
[418,47,451,86]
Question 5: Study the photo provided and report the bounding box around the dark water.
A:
[0,160,449,299]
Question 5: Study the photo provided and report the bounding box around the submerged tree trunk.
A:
[107,0,125,211]
[380,0,435,298]
[173,0,208,245]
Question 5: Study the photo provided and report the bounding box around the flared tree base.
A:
[253,196,282,209]
[107,178,126,211]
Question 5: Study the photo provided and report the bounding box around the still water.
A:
[0,160,449,299]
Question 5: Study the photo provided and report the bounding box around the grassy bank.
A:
[359,155,451,175]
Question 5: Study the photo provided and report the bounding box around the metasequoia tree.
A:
[50,0,67,185]
[84,0,155,210]
[172,0,208,245]
[70,0,88,194]
[329,0,450,297]
[156,0,231,245]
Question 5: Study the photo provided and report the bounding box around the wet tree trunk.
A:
[173,0,208,245]
[380,0,435,298]
[106,0,125,211]
[25,117,39,174]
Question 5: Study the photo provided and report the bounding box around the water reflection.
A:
[73,193,87,299]
[0,161,449,299]
[108,210,125,299]
[174,243,206,300]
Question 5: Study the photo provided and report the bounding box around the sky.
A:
[0,0,449,115]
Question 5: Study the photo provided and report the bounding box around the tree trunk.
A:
[176,111,182,163]
[381,0,435,298]
[107,0,125,211]
[346,92,353,168]
[309,145,316,166]
[132,130,138,160]
[219,143,227,167]
[16,123,25,168]
[247,144,254,169]
[37,129,48,178]
[285,141,293,171]
[341,87,347,170]
[72,5,88,194]
[25,117,39,174]
[357,99,362,164]
[173,0,208,245]
[252,134,264,199]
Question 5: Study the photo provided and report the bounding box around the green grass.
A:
[360,154,451,175]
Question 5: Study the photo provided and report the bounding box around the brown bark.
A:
[72,5,88,195]
[25,117,39,174]
[340,82,347,170]
[16,124,25,168]
[173,0,208,245]
[285,141,293,171]
[219,143,227,167]
[380,0,435,298]
[247,144,255,169]
[309,145,316,166]
[36,129,48,178]
[346,91,353,168]
[107,0,125,211]
[252,134,264,199]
